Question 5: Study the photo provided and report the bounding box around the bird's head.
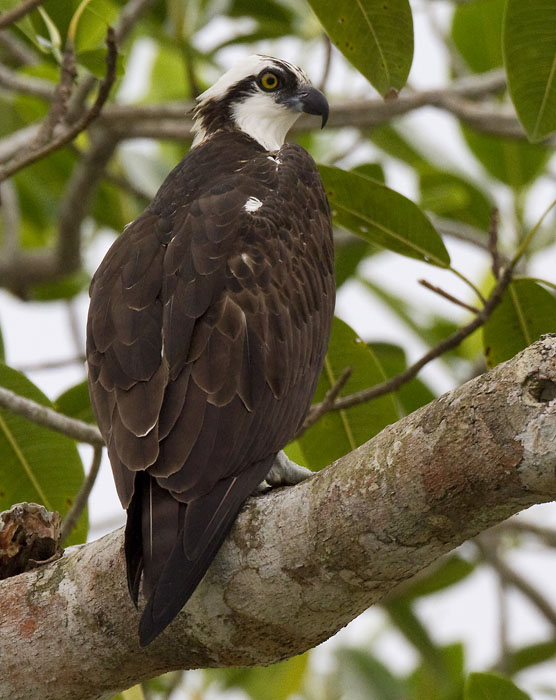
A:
[191,54,329,152]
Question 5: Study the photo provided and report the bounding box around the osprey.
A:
[86,55,335,646]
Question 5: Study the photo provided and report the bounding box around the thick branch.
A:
[1,336,556,699]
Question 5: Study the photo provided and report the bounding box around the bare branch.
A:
[499,520,556,548]
[56,128,118,274]
[418,278,480,313]
[298,366,352,435]
[489,208,501,280]
[2,335,556,698]
[0,29,39,64]
[0,28,118,183]
[114,0,159,42]
[0,179,20,260]
[0,0,43,30]
[422,278,481,312]
[477,535,556,628]
[313,262,514,414]
[60,445,103,543]
[0,129,118,292]
[0,62,55,99]
[0,385,103,446]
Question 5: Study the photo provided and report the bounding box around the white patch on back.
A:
[241,253,256,272]
[243,196,263,212]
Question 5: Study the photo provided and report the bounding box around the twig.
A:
[60,445,103,543]
[418,279,480,313]
[114,0,158,43]
[489,208,500,280]
[0,0,43,29]
[0,63,55,100]
[32,42,77,148]
[57,129,118,274]
[0,130,118,293]
[499,520,556,548]
[298,366,352,436]
[477,536,556,629]
[0,180,20,260]
[0,385,103,445]
[0,29,38,65]
[493,575,510,674]
[316,263,514,413]
[0,27,118,182]
[318,35,333,92]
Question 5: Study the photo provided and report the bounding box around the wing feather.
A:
[86,131,335,645]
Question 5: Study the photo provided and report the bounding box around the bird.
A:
[86,54,335,646]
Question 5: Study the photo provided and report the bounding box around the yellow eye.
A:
[259,71,280,91]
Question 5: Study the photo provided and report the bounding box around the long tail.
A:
[124,458,274,647]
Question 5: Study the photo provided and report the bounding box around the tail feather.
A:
[140,474,182,599]
[137,455,274,646]
[124,474,144,607]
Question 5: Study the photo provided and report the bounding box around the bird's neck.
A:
[192,96,300,152]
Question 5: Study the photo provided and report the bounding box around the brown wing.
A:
[86,131,334,644]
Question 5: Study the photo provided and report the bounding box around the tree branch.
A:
[307,260,514,419]
[0,385,103,445]
[0,28,117,183]
[2,335,556,699]
[0,0,43,29]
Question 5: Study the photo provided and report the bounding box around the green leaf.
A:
[31,270,90,301]
[337,648,407,700]
[142,43,190,102]
[504,0,556,142]
[55,380,95,424]
[408,643,465,700]
[419,170,493,231]
[368,343,436,415]
[462,125,549,189]
[452,0,505,73]
[335,238,372,288]
[385,599,446,673]
[0,364,87,545]
[305,0,413,96]
[120,686,145,700]
[370,124,429,170]
[508,640,556,674]
[76,47,125,79]
[400,555,475,600]
[482,279,556,368]
[71,0,119,51]
[319,165,450,266]
[207,654,308,700]
[289,317,399,470]
[352,162,385,183]
[464,672,531,700]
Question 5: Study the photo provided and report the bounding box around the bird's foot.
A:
[254,451,313,494]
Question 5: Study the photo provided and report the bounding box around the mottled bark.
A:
[1,336,556,700]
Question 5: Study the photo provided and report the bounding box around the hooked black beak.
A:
[296,86,329,128]
[281,85,329,128]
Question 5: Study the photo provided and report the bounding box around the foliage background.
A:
[1,0,556,698]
